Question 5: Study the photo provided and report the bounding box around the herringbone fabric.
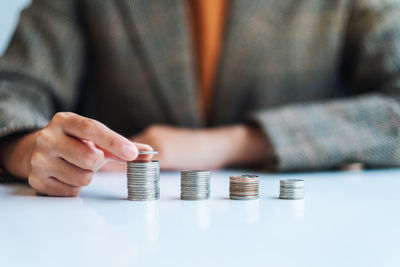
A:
[0,0,400,171]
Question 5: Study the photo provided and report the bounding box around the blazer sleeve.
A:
[250,0,400,171]
[0,0,85,138]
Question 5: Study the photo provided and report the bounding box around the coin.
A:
[279,179,304,199]
[127,160,160,201]
[280,179,304,187]
[229,175,259,200]
[138,150,159,155]
[181,170,210,200]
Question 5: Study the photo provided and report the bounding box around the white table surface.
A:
[1,169,399,267]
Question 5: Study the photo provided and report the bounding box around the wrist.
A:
[0,131,38,178]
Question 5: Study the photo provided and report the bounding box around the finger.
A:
[96,141,155,161]
[135,142,153,151]
[56,113,138,161]
[51,135,106,171]
[99,141,154,171]
[46,157,94,187]
[97,141,154,162]
[133,142,155,161]
[100,160,126,172]
[29,174,81,197]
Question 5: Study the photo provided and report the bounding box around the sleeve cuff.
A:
[0,81,51,139]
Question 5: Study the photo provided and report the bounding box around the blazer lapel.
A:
[117,0,200,127]
[209,0,294,125]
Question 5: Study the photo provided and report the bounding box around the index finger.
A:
[135,143,156,162]
[96,142,155,162]
[57,113,138,161]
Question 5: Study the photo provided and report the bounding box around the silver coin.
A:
[180,170,211,200]
[279,195,304,200]
[279,189,304,193]
[181,197,209,200]
[127,160,160,201]
[279,179,305,199]
[279,192,304,196]
[280,179,304,187]
[181,194,209,197]
[230,195,259,200]
[181,191,209,194]
[138,150,159,155]
[181,171,210,173]
[280,194,304,198]
[128,197,159,201]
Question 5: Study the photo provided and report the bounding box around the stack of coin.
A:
[229,175,259,200]
[127,159,160,201]
[180,170,210,200]
[279,179,304,199]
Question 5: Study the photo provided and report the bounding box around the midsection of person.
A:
[1,0,400,197]
[81,0,346,133]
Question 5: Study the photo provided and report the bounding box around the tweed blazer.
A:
[1,0,400,171]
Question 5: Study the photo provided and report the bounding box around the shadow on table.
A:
[218,196,280,200]
[166,197,181,201]
[79,191,126,201]
[0,183,36,197]
[1,181,126,200]
[12,185,35,196]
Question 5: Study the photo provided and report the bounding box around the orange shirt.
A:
[188,0,229,118]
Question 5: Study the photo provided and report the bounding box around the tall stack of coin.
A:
[279,179,304,199]
[127,152,160,201]
[180,170,210,200]
[229,175,259,200]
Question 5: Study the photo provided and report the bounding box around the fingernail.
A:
[122,144,138,159]
[135,142,153,150]
[142,144,153,150]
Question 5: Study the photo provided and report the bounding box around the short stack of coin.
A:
[127,160,160,201]
[180,170,210,200]
[229,175,259,200]
[279,179,304,199]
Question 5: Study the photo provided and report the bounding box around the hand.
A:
[101,124,272,171]
[0,112,153,196]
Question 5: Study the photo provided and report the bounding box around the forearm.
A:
[0,132,37,179]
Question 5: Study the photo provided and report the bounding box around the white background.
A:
[0,0,31,55]
[1,169,400,267]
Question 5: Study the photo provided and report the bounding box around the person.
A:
[0,0,400,197]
